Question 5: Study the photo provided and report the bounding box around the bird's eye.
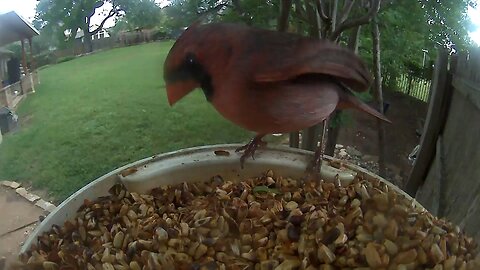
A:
[185,53,196,65]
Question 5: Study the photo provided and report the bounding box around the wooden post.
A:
[20,39,29,95]
[28,38,35,71]
[28,38,36,93]
[289,132,300,148]
[21,39,29,74]
[407,75,413,95]
[301,124,320,150]
[405,50,453,196]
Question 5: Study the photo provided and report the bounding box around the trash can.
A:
[0,106,18,134]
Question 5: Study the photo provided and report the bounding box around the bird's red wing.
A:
[251,39,373,92]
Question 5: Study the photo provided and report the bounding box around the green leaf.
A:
[253,185,281,194]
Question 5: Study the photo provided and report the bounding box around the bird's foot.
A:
[235,135,267,169]
[306,148,324,181]
[306,119,329,182]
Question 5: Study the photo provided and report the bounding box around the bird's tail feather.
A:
[339,88,391,123]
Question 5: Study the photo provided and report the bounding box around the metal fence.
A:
[394,74,431,102]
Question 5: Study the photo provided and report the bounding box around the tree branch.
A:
[306,0,320,38]
[278,0,293,32]
[330,0,380,41]
[315,0,329,21]
[231,0,243,13]
[339,0,355,23]
[294,0,309,23]
[331,0,338,32]
[232,0,252,21]
[196,3,230,16]
[89,8,119,35]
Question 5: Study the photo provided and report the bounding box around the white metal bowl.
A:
[20,144,423,254]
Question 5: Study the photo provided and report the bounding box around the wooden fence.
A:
[53,29,160,60]
[395,74,431,102]
[54,37,118,59]
[405,48,480,243]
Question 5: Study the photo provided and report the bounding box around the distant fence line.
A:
[392,74,431,102]
[34,29,168,68]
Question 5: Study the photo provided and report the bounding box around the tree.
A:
[360,0,477,89]
[371,15,387,177]
[162,0,278,31]
[35,0,128,52]
[118,0,162,30]
[420,0,476,52]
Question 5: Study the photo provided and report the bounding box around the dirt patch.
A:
[337,90,428,186]
[0,188,43,268]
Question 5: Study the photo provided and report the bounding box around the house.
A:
[74,28,111,41]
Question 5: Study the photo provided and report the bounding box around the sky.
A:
[0,0,479,45]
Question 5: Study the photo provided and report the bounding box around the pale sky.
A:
[0,0,170,30]
[0,0,479,45]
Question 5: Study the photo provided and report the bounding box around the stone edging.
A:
[1,181,56,212]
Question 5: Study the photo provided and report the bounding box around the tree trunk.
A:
[325,26,362,156]
[371,16,387,177]
[277,0,301,148]
[278,0,293,32]
[348,25,362,52]
[300,2,322,151]
[83,31,93,53]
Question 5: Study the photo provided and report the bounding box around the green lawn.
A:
[0,42,260,202]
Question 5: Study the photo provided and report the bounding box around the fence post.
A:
[407,75,413,95]
[405,50,453,196]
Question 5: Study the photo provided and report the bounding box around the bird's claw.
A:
[236,136,267,169]
[306,155,323,182]
[306,118,328,182]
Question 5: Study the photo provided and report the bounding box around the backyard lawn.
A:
[0,42,257,202]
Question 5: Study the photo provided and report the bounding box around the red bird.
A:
[163,22,389,171]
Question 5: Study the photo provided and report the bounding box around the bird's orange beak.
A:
[166,80,199,106]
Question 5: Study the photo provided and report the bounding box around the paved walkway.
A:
[0,182,56,269]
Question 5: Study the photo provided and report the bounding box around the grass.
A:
[0,42,259,202]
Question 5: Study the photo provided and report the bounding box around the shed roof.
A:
[0,11,40,47]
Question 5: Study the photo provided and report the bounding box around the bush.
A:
[57,56,76,63]
[151,30,168,41]
[34,51,58,68]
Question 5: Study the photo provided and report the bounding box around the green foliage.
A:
[356,0,476,89]
[161,0,278,32]
[220,0,278,28]
[5,42,22,60]
[34,0,143,51]
[116,0,162,30]
[34,51,58,68]
[30,26,59,53]
[420,0,476,51]
[329,110,354,128]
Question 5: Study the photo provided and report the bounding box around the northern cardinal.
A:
[163,22,389,171]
